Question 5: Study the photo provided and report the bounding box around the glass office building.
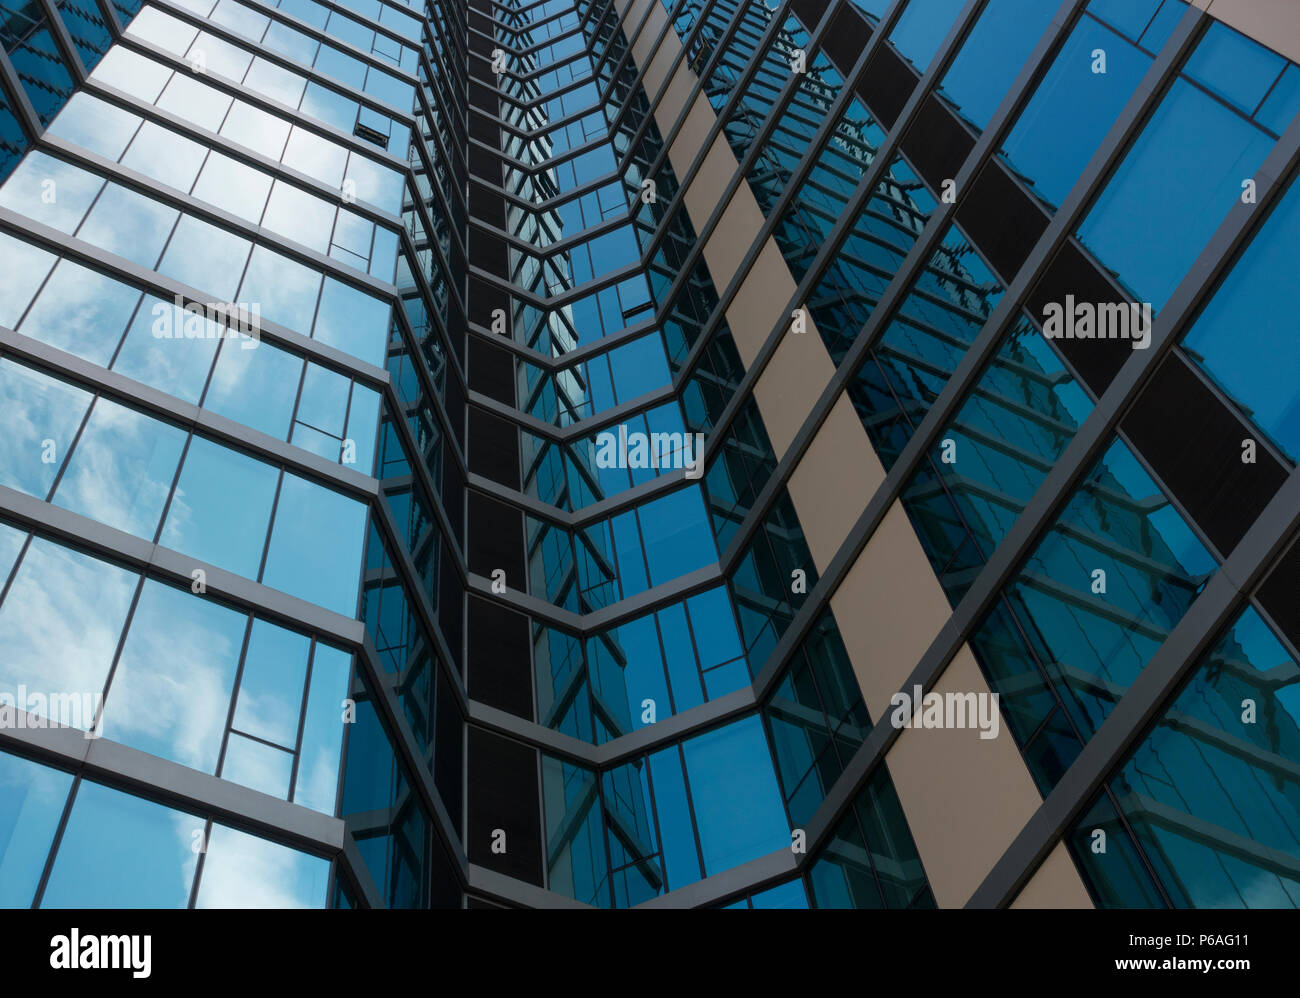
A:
[0,0,1295,908]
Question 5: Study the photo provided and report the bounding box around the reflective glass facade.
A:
[0,0,1295,912]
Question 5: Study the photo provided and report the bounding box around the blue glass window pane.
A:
[220,100,291,161]
[0,232,56,328]
[264,20,319,64]
[750,878,809,908]
[161,435,279,579]
[291,421,342,461]
[345,153,402,213]
[214,0,273,42]
[887,0,965,74]
[0,751,72,907]
[46,93,141,161]
[120,119,207,192]
[41,780,201,908]
[1258,64,1300,135]
[687,586,744,670]
[293,642,351,814]
[157,70,233,132]
[646,747,701,889]
[325,10,370,49]
[608,511,646,596]
[0,538,137,729]
[202,336,301,440]
[938,0,1057,132]
[127,5,198,52]
[192,150,273,222]
[77,182,179,269]
[313,277,389,367]
[295,362,349,437]
[17,258,140,366]
[0,151,104,232]
[681,716,789,875]
[102,579,245,771]
[639,487,716,586]
[344,383,381,474]
[1181,176,1300,459]
[608,331,670,403]
[316,46,367,90]
[8,27,75,126]
[260,472,366,614]
[157,215,252,301]
[283,126,348,186]
[300,82,356,133]
[263,180,336,254]
[1086,0,1164,42]
[1138,1,1188,54]
[188,30,253,80]
[1076,76,1274,309]
[601,613,671,728]
[91,44,173,103]
[231,619,310,747]
[1000,15,1151,211]
[221,733,294,798]
[112,296,222,405]
[56,0,115,70]
[0,359,91,498]
[279,0,326,29]
[658,601,704,713]
[52,397,187,538]
[238,246,322,336]
[1182,21,1285,119]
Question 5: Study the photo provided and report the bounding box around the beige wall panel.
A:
[679,121,735,219]
[752,328,836,460]
[719,240,793,367]
[640,15,678,99]
[1010,841,1094,909]
[700,193,765,299]
[884,646,1047,907]
[656,56,698,138]
[829,501,951,720]
[786,395,885,571]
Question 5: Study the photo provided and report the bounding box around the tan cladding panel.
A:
[701,193,767,301]
[682,128,737,223]
[723,240,796,368]
[884,647,1083,907]
[1194,0,1300,66]
[786,394,885,570]
[830,501,952,720]
[1011,842,1094,909]
[828,502,1089,905]
[752,323,836,461]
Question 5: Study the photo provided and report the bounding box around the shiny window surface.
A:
[999,12,1153,212]
[969,437,1216,793]
[1180,174,1300,461]
[0,527,354,815]
[1075,22,1280,309]
[0,752,72,907]
[0,538,137,732]
[937,0,1057,132]
[886,0,965,74]
[30,773,330,908]
[1068,606,1300,908]
[0,152,393,367]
